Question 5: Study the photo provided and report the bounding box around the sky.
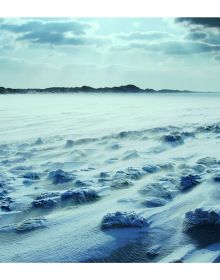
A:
[0,17,220,91]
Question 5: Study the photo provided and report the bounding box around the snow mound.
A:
[65,139,74,148]
[141,179,177,200]
[146,245,161,258]
[117,130,140,139]
[142,164,160,173]
[110,178,133,189]
[0,197,15,211]
[158,162,175,170]
[101,211,148,229]
[0,216,47,233]
[213,173,220,182]
[32,195,61,209]
[16,216,47,232]
[191,164,206,174]
[48,169,75,184]
[23,171,40,180]
[113,167,144,180]
[34,137,44,145]
[61,188,100,204]
[184,207,220,230]
[179,173,202,191]
[197,157,218,166]
[110,167,143,189]
[197,124,220,133]
[124,167,144,180]
[35,192,61,200]
[163,131,184,145]
[75,179,93,187]
[142,197,168,208]
[99,171,112,178]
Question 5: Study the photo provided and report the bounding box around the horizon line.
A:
[1,84,219,93]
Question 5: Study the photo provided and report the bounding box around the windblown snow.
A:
[1,92,220,263]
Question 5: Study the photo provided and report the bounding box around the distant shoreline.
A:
[0,84,217,94]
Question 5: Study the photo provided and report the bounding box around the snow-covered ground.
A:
[1,92,220,263]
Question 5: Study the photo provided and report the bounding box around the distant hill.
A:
[0,84,199,94]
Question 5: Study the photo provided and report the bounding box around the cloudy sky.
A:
[0,17,220,91]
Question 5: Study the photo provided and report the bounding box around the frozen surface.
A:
[1,92,220,262]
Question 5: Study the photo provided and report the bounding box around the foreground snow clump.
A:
[101,211,148,229]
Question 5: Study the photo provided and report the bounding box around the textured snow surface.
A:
[1,92,220,262]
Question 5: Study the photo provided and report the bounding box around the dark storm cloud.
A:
[0,19,108,46]
[118,31,174,41]
[176,18,220,29]
[0,19,91,35]
[183,29,220,46]
[175,17,220,55]
[115,24,220,57]
[18,31,87,45]
[184,31,208,41]
[129,41,220,55]
[18,31,109,46]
